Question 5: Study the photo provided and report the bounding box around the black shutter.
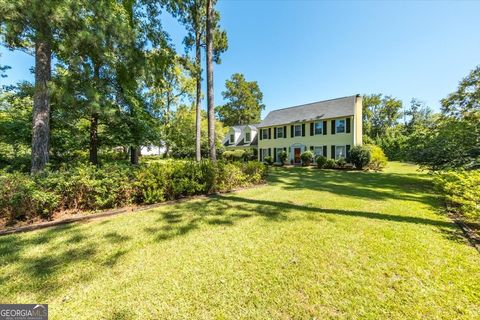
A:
[323,145,327,157]
[346,145,351,159]
[310,123,314,136]
[273,127,277,139]
[268,148,271,156]
[283,147,286,152]
[302,123,305,136]
[331,145,336,159]
[284,126,287,139]
[310,146,314,151]
[274,148,277,162]
[268,128,271,139]
[331,120,336,134]
[323,121,327,135]
[290,125,294,138]
[259,129,263,140]
[346,118,351,133]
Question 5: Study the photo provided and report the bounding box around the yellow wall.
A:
[258,116,357,163]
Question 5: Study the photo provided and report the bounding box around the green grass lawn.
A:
[1,162,479,319]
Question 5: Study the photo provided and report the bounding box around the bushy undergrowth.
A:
[0,160,267,224]
[433,170,480,222]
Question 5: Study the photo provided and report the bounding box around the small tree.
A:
[300,151,314,166]
[366,145,388,171]
[263,155,273,165]
[278,150,288,166]
[316,155,327,169]
[348,145,371,170]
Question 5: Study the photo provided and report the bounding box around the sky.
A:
[1,0,480,118]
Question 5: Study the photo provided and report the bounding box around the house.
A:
[256,95,362,164]
[223,124,259,152]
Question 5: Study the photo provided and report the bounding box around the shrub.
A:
[366,145,388,171]
[336,157,347,168]
[278,151,288,166]
[300,151,314,166]
[348,145,371,170]
[325,159,336,169]
[316,156,327,169]
[263,156,273,165]
[434,170,480,221]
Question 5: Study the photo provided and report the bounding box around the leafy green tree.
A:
[404,98,434,134]
[441,66,480,119]
[0,0,75,172]
[362,94,403,139]
[216,73,265,126]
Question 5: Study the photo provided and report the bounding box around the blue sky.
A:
[1,0,480,118]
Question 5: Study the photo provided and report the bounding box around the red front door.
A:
[294,148,301,164]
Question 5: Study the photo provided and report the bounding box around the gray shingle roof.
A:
[258,95,358,128]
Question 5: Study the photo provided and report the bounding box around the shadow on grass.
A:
[0,166,466,302]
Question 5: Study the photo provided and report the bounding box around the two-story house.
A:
[223,124,259,152]
[257,95,362,164]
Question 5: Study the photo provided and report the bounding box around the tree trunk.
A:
[206,0,216,161]
[89,113,99,165]
[130,146,139,165]
[31,39,51,174]
[195,31,202,162]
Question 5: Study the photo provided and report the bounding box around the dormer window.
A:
[245,132,251,142]
[230,134,235,144]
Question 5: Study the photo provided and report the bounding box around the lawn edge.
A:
[0,183,267,237]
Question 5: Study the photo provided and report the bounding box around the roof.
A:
[223,124,259,148]
[258,95,358,128]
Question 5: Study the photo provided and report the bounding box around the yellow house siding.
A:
[258,116,356,162]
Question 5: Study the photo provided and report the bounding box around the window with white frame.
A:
[261,148,269,161]
[276,127,284,138]
[335,145,346,159]
[314,122,323,135]
[262,129,269,139]
[245,132,251,142]
[294,124,302,137]
[276,148,284,162]
[336,119,346,133]
[230,134,235,144]
[314,146,323,158]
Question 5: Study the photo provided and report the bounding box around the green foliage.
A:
[366,145,387,171]
[324,159,336,169]
[278,151,288,165]
[348,145,371,170]
[300,151,314,166]
[335,157,347,168]
[263,156,273,165]
[216,73,265,126]
[222,149,252,162]
[316,156,327,169]
[362,94,403,139]
[434,170,480,221]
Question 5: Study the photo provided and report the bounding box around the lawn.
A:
[1,162,479,319]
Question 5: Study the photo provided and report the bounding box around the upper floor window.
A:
[294,124,302,137]
[245,132,251,142]
[314,122,323,135]
[262,129,269,139]
[336,119,345,133]
[276,127,284,138]
[230,134,235,143]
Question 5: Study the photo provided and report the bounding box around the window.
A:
[336,119,345,133]
[262,129,269,139]
[276,148,284,162]
[314,146,323,157]
[276,127,284,138]
[245,132,251,142]
[230,134,235,144]
[314,122,323,135]
[294,124,302,137]
[261,148,269,161]
[335,145,346,159]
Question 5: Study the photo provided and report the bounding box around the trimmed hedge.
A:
[0,160,267,224]
[433,170,480,222]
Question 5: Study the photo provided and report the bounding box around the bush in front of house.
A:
[316,156,327,169]
[279,151,288,166]
[348,145,371,170]
[365,144,388,171]
[300,151,314,166]
[0,160,267,225]
[335,157,347,168]
[325,159,336,169]
[433,170,480,222]
[263,156,273,165]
